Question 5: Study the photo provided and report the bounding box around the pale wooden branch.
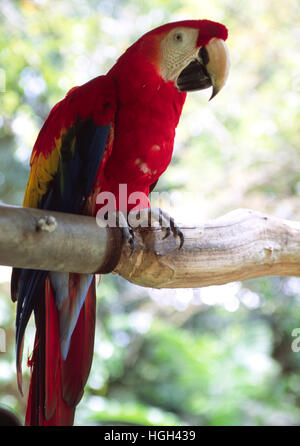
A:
[0,204,299,288]
[114,208,300,288]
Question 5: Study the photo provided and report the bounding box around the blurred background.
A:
[0,0,300,426]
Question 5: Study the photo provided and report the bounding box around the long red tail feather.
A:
[25,276,96,426]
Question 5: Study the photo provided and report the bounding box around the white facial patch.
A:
[160,27,199,82]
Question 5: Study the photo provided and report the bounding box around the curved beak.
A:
[176,38,230,100]
[205,38,230,100]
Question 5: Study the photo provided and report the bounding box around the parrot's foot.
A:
[128,207,184,249]
[114,211,136,253]
[96,210,136,253]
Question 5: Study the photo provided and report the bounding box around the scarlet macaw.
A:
[11,19,229,425]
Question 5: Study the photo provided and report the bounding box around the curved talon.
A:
[129,229,136,254]
[122,226,136,256]
[162,226,171,240]
[161,215,184,249]
[114,211,136,255]
[177,229,184,249]
[170,217,184,249]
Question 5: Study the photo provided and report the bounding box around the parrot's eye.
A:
[173,32,184,43]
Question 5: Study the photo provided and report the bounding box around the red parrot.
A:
[11,20,229,426]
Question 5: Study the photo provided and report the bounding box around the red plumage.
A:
[11,19,228,426]
[25,277,96,425]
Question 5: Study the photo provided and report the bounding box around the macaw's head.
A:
[120,19,230,100]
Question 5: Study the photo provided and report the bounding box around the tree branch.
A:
[0,204,299,288]
[0,204,122,274]
[115,208,300,288]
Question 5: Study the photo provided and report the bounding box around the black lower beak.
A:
[176,59,212,92]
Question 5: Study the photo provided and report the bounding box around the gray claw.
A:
[170,218,184,249]
[162,226,171,240]
[177,229,184,249]
[162,216,184,249]
[122,226,136,256]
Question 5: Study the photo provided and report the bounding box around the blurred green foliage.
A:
[0,0,300,426]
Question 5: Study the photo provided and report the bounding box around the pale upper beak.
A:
[176,37,230,100]
[205,38,230,100]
